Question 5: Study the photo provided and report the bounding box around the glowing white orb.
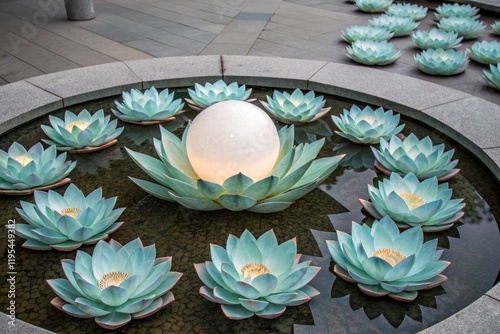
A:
[186,100,280,185]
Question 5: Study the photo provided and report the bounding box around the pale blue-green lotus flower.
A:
[372,134,459,181]
[467,40,500,65]
[47,238,182,330]
[15,184,125,251]
[341,25,394,42]
[326,216,449,302]
[126,125,343,213]
[437,17,486,40]
[260,89,330,124]
[386,3,428,21]
[186,80,253,111]
[369,15,419,37]
[492,21,500,36]
[42,109,123,151]
[346,40,402,66]
[332,105,405,144]
[0,142,76,190]
[355,0,393,13]
[359,172,465,232]
[414,48,469,76]
[112,87,185,123]
[483,63,500,90]
[411,28,463,50]
[435,3,479,19]
[195,229,320,319]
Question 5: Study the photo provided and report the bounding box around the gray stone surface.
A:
[125,55,222,88]
[26,62,142,107]
[1,312,51,333]
[467,0,500,13]
[486,282,500,301]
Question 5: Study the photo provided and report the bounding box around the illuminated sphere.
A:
[186,100,280,185]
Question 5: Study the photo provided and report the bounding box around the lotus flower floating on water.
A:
[42,109,123,152]
[466,40,500,65]
[437,17,486,40]
[435,3,479,19]
[332,105,404,145]
[354,0,393,13]
[126,125,343,213]
[414,48,469,76]
[386,3,427,21]
[0,142,75,194]
[346,40,402,66]
[112,87,185,125]
[411,28,463,50]
[483,63,500,90]
[186,80,254,111]
[47,238,182,329]
[15,184,125,251]
[326,216,449,302]
[195,229,320,319]
[260,89,330,124]
[341,25,394,42]
[360,172,465,232]
[369,15,419,37]
[492,21,500,36]
[372,134,459,181]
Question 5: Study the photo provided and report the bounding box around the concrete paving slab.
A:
[200,43,252,55]
[1,312,51,333]
[486,281,500,301]
[124,39,191,57]
[0,51,44,83]
[468,0,500,14]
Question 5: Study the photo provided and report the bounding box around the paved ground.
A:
[0,0,499,105]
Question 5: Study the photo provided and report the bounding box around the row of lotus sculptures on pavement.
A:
[0,81,463,329]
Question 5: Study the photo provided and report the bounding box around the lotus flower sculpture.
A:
[260,89,330,124]
[332,105,404,144]
[326,216,449,302]
[359,172,465,232]
[346,40,402,66]
[112,87,185,125]
[354,0,393,13]
[42,109,123,152]
[492,21,500,36]
[0,142,75,193]
[47,238,182,329]
[435,3,479,19]
[341,25,394,42]
[466,40,500,65]
[411,28,463,50]
[372,134,459,181]
[15,184,125,251]
[437,17,486,40]
[414,48,469,76]
[186,80,254,111]
[483,63,500,90]
[386,3,427,21]
[194,229,320,319]
[369,15,419,37]
[126,125,343,213]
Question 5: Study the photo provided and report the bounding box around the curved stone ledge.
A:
[0,55,499,333]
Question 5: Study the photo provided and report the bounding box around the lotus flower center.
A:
[14,154,33,166]
[241,263,270,280]
[373,249,405,267]
[98,271,131,290]
[363,116,375,125]
[66,121,90,132]
[60,207,80,218]
[399,192,425,209]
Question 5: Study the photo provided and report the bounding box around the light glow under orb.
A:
[186,100,280,185]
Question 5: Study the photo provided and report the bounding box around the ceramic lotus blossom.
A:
[260,89,331,124]
[332,105,404,144]
[42,109,123,152]
[372,134,459,181]
[411,28,463,50]
[466,40,500,65]
[15,184,125,251]
[0,142,76,191]
[437,17,486,40]
[47,238,182,329]
[112,87,185,124]
[414,48,469,76]
[386,3,427,21]
[369,15,419,37]
[126,125,343,213]
[186,80,253,111]
[435,3,479,19]
[492,21,500,36]
[195,229,320,319]
[326,216,449,302]
[360,172,465,232]
[346,40,402,66]
[483,63,500,90]
[341,25,394,42]
[354,0,393,13]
